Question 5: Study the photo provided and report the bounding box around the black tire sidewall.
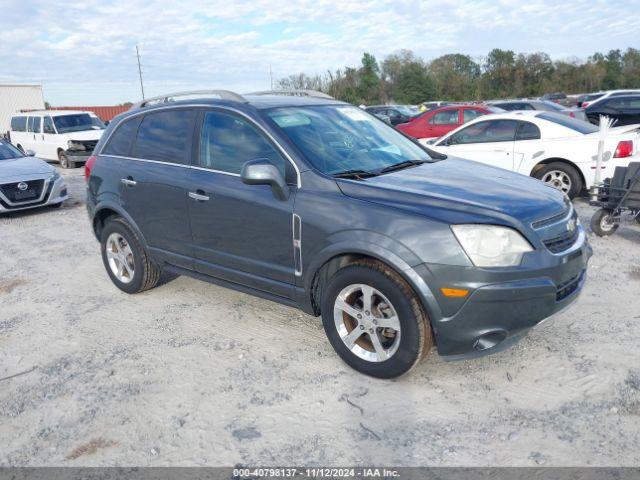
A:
[590,209,618,236]
[321,265,425,379]
[535,163,582,199]
[100,219,147,293]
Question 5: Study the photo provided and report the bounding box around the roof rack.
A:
[130,90,247,110]
[246,89,334,100]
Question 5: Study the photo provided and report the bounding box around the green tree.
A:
[357,52,382,103]
[394,62,435,104]
[428,54,480,100]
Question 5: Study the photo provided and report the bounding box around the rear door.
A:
[438,119,517,170]
[102,108,197,268]
[24,116,41,153]
[187,108,297,297]
[9,116,28,150]
[512,121,543,174]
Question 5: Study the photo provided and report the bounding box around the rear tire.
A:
[320,260,432,378]
[100,217,160,294]
[590,208,619,236]
[534,162,583,199]
[58,151,75,169]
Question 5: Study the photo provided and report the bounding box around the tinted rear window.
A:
[102,116,142,157]
[132,109,196,164]
[11,116,27,132]
[537,112,598,134]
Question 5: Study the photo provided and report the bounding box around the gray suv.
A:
[86,90,591,378]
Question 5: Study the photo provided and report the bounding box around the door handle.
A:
[188,191,210,202]
[121,178,137,187]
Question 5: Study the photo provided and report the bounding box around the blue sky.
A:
[1,0,638,105]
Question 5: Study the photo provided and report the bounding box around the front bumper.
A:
[0,175,68,213]
[416,226,592,359]
[65,150,91,164]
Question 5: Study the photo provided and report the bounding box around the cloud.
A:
[0,0,638,104]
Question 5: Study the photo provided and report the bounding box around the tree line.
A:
[276,48,640,105]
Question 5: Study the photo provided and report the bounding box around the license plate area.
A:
[14,189,37,200]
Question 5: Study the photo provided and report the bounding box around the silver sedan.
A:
[0,140,68,213]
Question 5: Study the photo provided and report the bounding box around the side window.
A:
[516,121,541,141]
[132,109,196,164]
[11,116,27,132]
[199,111,286,177]
[450,120,517,145]
[463,109,484,123]
[43,116,56,134]
[27,116,41,133]
[603,99,619,109]
[430,110,459,125]
[103,116,142,157]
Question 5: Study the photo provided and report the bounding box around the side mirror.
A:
[241,158,290,201]
[26,150,36,156]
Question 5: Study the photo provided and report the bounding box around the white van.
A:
[9,110,105,168]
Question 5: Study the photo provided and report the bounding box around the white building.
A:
[0,84,45,133]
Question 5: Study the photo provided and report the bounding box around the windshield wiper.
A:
[331,169,379,180]
[376,159,427,175]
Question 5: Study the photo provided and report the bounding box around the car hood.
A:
[336,158,566,226]
[65,129,104,141]
[0,156,53,180]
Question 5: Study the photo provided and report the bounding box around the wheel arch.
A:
[530,157,586,191]
[92,202,147,248]
[304,244,443,325]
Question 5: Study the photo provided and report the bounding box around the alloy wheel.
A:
[333,283,401,362]
[105,233,135,284]
[541,170,572,194]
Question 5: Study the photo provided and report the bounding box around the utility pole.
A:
[269,64,273,90]
[136,45,145,100]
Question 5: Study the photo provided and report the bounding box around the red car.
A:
[396,105,502,140]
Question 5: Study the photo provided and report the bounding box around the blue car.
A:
[85,90,591,378]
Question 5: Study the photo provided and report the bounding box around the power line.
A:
[136,45,145,100]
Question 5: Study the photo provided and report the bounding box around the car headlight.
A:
[51,171,61,181]
[451,225,533,267]
[68,140,85,151]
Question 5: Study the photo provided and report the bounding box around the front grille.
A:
[77,140,98,153]
[0,179,45,204]
[556,270,584,302]
[531,207,570,229]
[543,228,579,254]
[0,181,52,210]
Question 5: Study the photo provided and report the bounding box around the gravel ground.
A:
[1,167,639,467]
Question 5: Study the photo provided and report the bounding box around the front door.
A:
[439,119,517,171]
[188,109,297,299]
[41,116,60,160]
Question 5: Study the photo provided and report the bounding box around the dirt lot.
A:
[1,168,639,467]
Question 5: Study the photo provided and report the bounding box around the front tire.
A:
[58,151,75,169]
[590,208,619,236]
[100,217,160,293]
[534,162,583,199]
[320,260,432,378]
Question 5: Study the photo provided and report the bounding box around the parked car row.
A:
[424,111,639,198]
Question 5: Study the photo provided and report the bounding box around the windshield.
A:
[264,105,434,176]
[90,116,106,128]
[537,112,599,134]
[53,114,102,133]
[0,141,24,160]
[395,105,419,117]
[539,101,566,112]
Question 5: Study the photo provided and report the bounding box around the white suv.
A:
[9,110,105,168]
